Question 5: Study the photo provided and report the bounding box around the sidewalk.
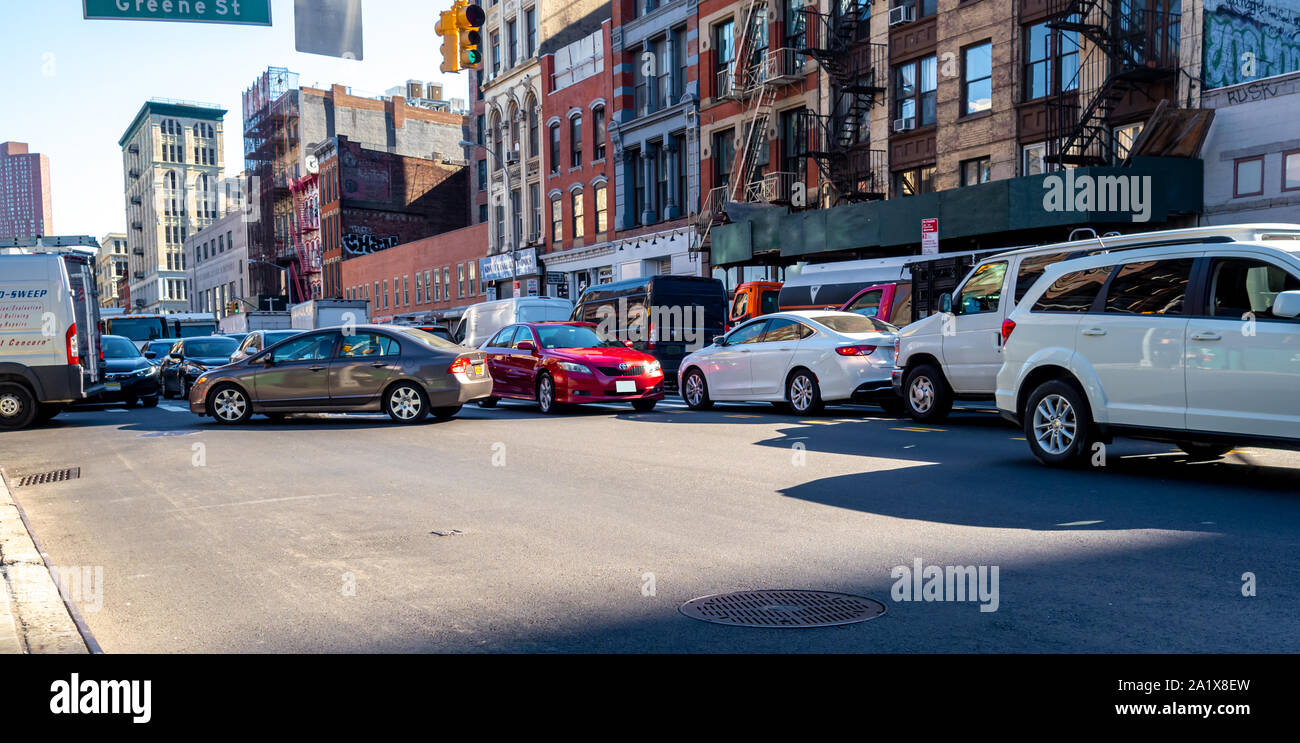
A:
[0,468,90,654]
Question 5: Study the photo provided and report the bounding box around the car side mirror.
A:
[144,351,156,359]
[168,352,182,361]
[623,340,634,348]
[1273,290,1300,318]
[517,341,536,352]
[712,335,727,346]
[939,292,953,314]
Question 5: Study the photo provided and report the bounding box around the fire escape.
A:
[289,173,321,302]
[693,0,802,252]
[1044,0,1180,166]
[242,68,302,301]
[798,2,887,203]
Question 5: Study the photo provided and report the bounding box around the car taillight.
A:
[448,356,473,374]
[892,341,900,366]
[65,323,79,365]
[1001,319,1017,343]
[835,344,877,356]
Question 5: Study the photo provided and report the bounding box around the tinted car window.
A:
[731,293,748,318]
[889,284,913,326]
[1207,258,1300,320]
[761,291,780,315]
[340,333,400,357]
[511,326,536,349]
[270,333,337,362]
[1014,252,1073,302]
[846,289,883,317]
[955,261,1008,315]
[393,327,460,350]
[487,327,515,347]
[1104,259,1194,315]
[264,330,301,346]
[101,336,141,358]
[184,338,239,357]
[811,314,896,333]
[726,320,769,345]
[1031,267,1113,313]
[762,318,809,342]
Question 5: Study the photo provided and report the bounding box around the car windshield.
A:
[178,323,218,338]
[394,326,460,350]
[102,336,141,358]
[264,331,301,345]
[536,325,621,349]
[185,338,239,357]
[810,314,897,334]
[108,317,168,342]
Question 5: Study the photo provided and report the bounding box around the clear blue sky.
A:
[0,0,470,237]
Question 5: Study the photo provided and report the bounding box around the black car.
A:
[159,336,242,399]
[142,338,181,363]
[81,334,160,408]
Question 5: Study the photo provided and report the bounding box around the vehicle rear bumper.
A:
[429,375,493,407]
[849,380,897,403]
[891,368,904,395]
[27,364,97,403]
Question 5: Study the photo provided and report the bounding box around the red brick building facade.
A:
[339,222,489,323]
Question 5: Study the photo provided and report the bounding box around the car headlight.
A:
[136,366,158,377]
[557,362,592,374]
[645,360,662,374]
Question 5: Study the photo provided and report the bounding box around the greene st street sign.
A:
[83,0,272,26]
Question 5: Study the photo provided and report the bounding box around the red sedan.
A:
[478,322,665,413]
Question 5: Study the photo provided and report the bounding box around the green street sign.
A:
[84,0,272,26]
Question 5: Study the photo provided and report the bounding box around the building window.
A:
[528,101,539,158]
[1114,123,1144,159]
[570,115,583,168]
[476,114,485,145]
[960,157,991,186]
[1284,150,1300,192]
[780,108,807,176]
[634,150,648,224]
[894,165,936,197]
[529,183,542,241]
[382,279,389,309]
[507,17,519,68]
[595,183,608,234]
[572,190,584,241]
[1023,20,1080,101]
[416,274,423,304]
[526,7,537,57]
[895,55,937,127]
[714,20,735,93]
[549,123,561,174]
[962,42,993,116]
[592,106,606,161]
[469,261,478,295]
[478,159,487,190]
[479,203,489,223]
[491,30,501,73]
[458,264,466,298]
[712,129,735,188]
[1022,142,1047,176]
[673,133,690,214]
[551,196,563,244]
[1234,156,1265,198]
[655,145,669,215]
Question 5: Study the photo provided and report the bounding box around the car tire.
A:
[786,369,824,415]
[1024,379,1094,467]
[385,382,429,423]
[1177,441,1235,460]
[904,364,953,423]
[160,377,173,399]
[632,400,657,412]
[432,406,462,420]
[207,383,253,425]
[682,369,713,411]
[0,383,38,430]
[476,396,499,408]
[536,373,561,414]
[139,395,159,409]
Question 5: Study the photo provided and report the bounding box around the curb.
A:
[0,467,92,654]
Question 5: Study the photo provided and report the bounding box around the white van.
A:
[454,297,574,348]
[893,224,1300,422]
[0,242,105,429]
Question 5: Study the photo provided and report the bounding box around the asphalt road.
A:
[3,396,1299,653]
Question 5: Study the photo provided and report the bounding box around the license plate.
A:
[105,382,121,391]
[615,380,637,393]
[473,363,485,376]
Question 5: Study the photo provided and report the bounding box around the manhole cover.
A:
[15,467,81,487]
[679,590,886,628]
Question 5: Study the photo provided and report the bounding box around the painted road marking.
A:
[799,419,835,425]
[891,426,946,433]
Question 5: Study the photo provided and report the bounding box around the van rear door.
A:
[61,255,101,388]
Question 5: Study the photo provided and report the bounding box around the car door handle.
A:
[1081,328,1107,337]
[309,365,327,372]
[369,362,387,368]
[1190,331,1221,342]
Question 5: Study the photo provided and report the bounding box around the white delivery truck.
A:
[219,310,292,334]
[454,296,574,348]
[0,237,105,428]
[290,299,370,330]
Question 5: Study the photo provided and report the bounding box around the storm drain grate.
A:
[679,590,886,628]
[15,467,81,488]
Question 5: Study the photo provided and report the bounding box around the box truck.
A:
[289,299,370,330]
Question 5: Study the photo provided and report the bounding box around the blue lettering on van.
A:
[0,289,50,299]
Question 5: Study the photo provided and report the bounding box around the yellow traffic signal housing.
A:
[436,10,460,73]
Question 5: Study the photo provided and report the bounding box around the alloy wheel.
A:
[213,388,247,422]
[909,376,934,414]
[0,392,22,419]
[538,376,554,412]
[684,374,704,407]
[389,386,423,420]
[790,374,814,413]
[1032,393,1077,456]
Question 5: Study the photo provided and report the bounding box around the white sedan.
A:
[677,311,901,415]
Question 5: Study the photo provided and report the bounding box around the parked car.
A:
[894,224,1300,423]
[0,245,104,428]
[81,335,160,409]
[228,329,304,363]
[478,322,665,413]
[223,332,250,343]
[678,311,900,415]
[188,325,492,424]
[142,338,181,363]
[159,336,242,399]
[455,296,574,349]
[996,237,1300,466]
[571,275,728,389]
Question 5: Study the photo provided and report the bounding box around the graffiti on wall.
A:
[1204,0,1300,89]
[341,232,400,256]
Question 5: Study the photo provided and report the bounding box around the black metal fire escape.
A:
[798,3,887,203]
[1044,0,1180,166]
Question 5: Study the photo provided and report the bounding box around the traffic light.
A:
[436,1,484,73]
[227,301,240,315]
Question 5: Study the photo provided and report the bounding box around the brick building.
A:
[0,142,54,240]
[339,222,490,324]
[314,135,470,299]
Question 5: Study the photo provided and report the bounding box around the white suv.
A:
[996,238,1300,466]
[893,224,1300,422]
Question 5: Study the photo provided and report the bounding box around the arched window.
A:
[526,97,539,159]
[508,103,520,159]
[489,110,502,164]
[592,105,606,161]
